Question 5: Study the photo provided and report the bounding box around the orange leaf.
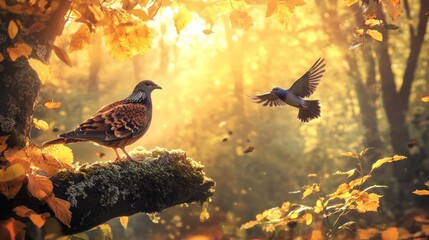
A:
[51,44,72,67]
[46,195,72,227]
[302,213,312,225]
[349,175,371,188]
[329,183,351,199]
[69,24,92,52]
[13,206,50,228]
[421,96,429,103]
[26,145,71,175]
[372,155,407,170]
[230,10,253,30]
[414,216,429,223]
[413,190,429,195]
[425,181,429,187]
[0,175,25,199]
[8,20,19,40]
[0,218,25,240]
[0,52,4,62]
[147,0,163,19]
[174,5,192,34]
[0,135,9,153]
[381,0,402,20]
[44,99,62,109]
[7,43,32,61]
[381,227,399,240]
[33,118,49,131]
[119,216,129,229]
[42,144,74,165]
[27,174,53,200]
[266,0,277,17]
[240,220,259,230]
[357,228,379,240]
[0,163,25,183]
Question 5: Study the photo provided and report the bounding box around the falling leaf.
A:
[33,118,49,131]
[227,130,233,135]
[202,29,214,35]
[0,136,9,153]
[230,10,253,30]
[413,190,429,195]
[44,99,61,109]
[240,220,259,230]
[7,43,32,61]
[421,96,429,103]
[367,29,383,41]
[243,146,255,153]
[42,145,74,165]
[69,24,92,52]
[104,23,152,61]
[345,0,359,7]
[96,151,105,158]
[266,0,277,17]
[0,175,25,199]
[13,206,50,228]
[382,227,399,240]
[371,155,407,170]
[51,45,72,67]
[52,127,59,132]
[119,216,129,229]
[0,218,26,240]
[222,137,228,142]
[0,164,25,183]
[174,5,192,34]
[8,20,19,40]
[46,195,72,227]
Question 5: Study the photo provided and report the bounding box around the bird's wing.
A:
[288,58,326,98]
[61,104,151,142]
[93,100,124,115]
[251,93,286,107]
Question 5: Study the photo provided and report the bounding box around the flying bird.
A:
[41,80,162,161]
[252,58,326,122]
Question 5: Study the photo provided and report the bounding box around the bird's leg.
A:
[113,148,122,161]
[120,147,140,162]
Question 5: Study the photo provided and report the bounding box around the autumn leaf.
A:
[0,218,25,240]
[8,20,19,40]
[334,168,356,178]
[230,10,253,30]
[29,59,50,84]
[421,96,429,103]
[345,0,358,7]
[119,216,129,229]
[51,44,72,67]
[328,183,351,199]
[266,0,277,17]
[302,183,320,199]
[42,145,74,165]
[371,155,407,171]
[46,195,72,227]
[381,0,402,20]
[98,224,113,239]
[33,118,49,131]
[349,175,371,188]
[0,53,4,62]
[243,146,255,153]
[364,19,382,27]
[357,228,379,240]
[27,145,71,175]
[342,152,357,158]
[0,175,25,199]
[44,99,61,109]
[240,220,259,230]
[413,190,429,195]
[414,216,429,223]
[104,23,152,61]
[7,43,32,61]
[367,29,383,41]
[0,135,9,153]
[75,4,105,25]
[174,5,192,34]
[382,227,399,240]
[27,174,53,200]
[147,0,163,19]
[302,213,312,225]
[313,198,325,214]
[0,164,25,183]
[284,0,305,11]
[13,206,50,228]
[354,191,381,213]
[69,24,92,52]
[202,29,214,35]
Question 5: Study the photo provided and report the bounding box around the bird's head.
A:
[270,87,282,94]
[134,80,162,93]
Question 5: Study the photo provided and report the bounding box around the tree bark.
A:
[0,148,215,236]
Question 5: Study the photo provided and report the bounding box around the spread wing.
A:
[251,93,286,107]
[60,103,151,143]
[289,58,325,98]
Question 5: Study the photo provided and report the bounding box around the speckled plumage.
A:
[252,58,326,122]
[42,80,161,161]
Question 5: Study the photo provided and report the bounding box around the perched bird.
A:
[252,58,326,122]
[41,80,162,161]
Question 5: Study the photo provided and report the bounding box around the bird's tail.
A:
[40,138,83,148]
[298,100,321,122]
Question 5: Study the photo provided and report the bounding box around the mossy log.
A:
[0,148,215,235]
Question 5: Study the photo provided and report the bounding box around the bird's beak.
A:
[155,85,162,90]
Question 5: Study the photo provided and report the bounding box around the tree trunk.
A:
[87,32,102,94]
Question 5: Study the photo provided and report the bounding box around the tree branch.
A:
[0,148,215,236]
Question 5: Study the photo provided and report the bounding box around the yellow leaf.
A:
[29,59,50,84]
[44,99,61,110]
[230,10,253,30]
[367,29,383,41]
[364,19,382,27]
[51,44,72,67]
[308,173,317,177]
[13,206,50,228]
[381,227,399,240]
[302,183,320,199]
[266,209,282,221]
[314,198,324,214]
[199,209,209,222]
[421,96,429,103]
[42,145,74,165]
[119,216,128,229]
[345,0,359,7]
[289,211,299,219]
[349,175,371,188]
[46,195,72,227]
[240,220,259,230]
[8,20,19,40]
[372,155,407,170]
[281,201,291,211]
[69,24,92,52]
[0,135,9,153]
[355,192,381,213]
[26,145,71,176]
[104,23,152,61]
[413,190,429,195]
[33,118,49,131]
[329,183,351,199]
[0,175,25,199]
[302,213,312,225]
[342,152,357,158]
[27,174,53,200]
[334,169,356,178]
[358,228,379,240]
[0,164,25,183]
[174,5,192,34]
[7,43,32,61]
